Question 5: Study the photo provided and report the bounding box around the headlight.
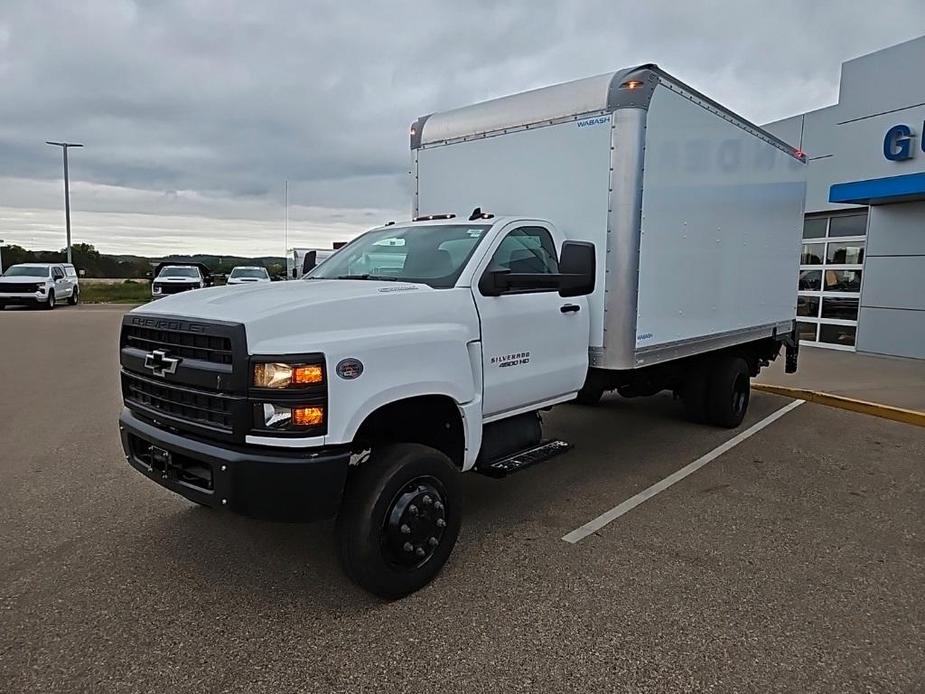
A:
[258,403,324,430]
[253,362,324,388]
[153,285,161,294]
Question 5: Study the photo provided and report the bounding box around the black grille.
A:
[155,282,199,294]
[120,315,248,441]
[123,372,235,433]
[123,325,233,364]
[0,282,41,293]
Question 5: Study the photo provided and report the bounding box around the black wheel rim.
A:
[732,373,748,416]
[381,475,448,570]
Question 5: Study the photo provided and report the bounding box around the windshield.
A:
[307,224,489,288]
[230,267,268,279]
[3,266,48,277]
[158,267,201,279]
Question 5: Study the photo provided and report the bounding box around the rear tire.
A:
[337,443,462,599]
[681,365,710,424]
[705,356,750,428]
[43,291,55,310]
[574,382,605,406]
[68,287,79,305]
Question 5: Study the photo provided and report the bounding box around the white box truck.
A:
[287,246,345,280]
[117,64,806,598]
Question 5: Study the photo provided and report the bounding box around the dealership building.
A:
[763,35,925,359]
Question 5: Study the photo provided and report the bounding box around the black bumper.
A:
[119,408,350,522]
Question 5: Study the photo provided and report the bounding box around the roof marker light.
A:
[622,80,644,90]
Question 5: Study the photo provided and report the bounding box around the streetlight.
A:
[45,141,83,264]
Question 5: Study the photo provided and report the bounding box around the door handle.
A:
[560,304,580,314]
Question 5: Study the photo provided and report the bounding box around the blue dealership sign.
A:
[883,123,917,161]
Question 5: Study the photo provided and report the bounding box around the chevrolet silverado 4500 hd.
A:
[118,64,806,598]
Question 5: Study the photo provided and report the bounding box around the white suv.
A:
[0,263,79,310]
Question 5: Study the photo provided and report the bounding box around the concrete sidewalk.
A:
[759,345,925,412]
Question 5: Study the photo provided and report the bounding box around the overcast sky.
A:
[1,1,923,257]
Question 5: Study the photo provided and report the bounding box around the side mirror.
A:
[479,269,512,297]
[558,241,595,297]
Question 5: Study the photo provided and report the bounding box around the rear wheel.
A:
[43,291,55,310]
[337,443,462,599]
[706,356,750,428]
[681,365,710,424]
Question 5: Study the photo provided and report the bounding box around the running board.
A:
[476,440,571,478]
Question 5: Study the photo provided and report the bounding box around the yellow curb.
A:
[754,383,925,428]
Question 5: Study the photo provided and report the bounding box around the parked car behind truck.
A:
[150,262,212,298]
[118,63,806,598]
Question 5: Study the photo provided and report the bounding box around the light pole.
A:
[0,239,4,275]
[45,141,83,264]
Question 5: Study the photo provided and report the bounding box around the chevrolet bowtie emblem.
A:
[144,349,180,377]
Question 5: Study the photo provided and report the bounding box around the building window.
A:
[828,214,867,237]
[797,210,867,351]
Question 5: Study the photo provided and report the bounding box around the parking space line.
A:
[562,399,805,544]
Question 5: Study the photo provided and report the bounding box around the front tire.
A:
[43,291,55,310]
[68,287,79,305]
[337,443,462,599]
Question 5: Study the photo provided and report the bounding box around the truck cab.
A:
[119,216,595,597]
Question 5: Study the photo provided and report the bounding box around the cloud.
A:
[1,0,923,255]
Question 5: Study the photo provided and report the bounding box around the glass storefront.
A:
[796,211,867,350]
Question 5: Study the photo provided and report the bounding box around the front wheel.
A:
[336,443,462,599]
[68,287,79,305]
[43,291,56,310]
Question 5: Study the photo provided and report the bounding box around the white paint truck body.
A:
[118,64,806,598]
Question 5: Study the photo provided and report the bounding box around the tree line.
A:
[1,243,285,278]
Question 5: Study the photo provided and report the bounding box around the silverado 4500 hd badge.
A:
[490,351,531,368]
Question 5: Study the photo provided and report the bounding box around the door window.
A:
[483,226,559,292]
[52,267,65,280]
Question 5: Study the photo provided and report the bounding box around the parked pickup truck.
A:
[151,262,212,299]
[0,262,79,309]
[118,64,806,598]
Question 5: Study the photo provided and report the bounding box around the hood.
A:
[131,279,479,354]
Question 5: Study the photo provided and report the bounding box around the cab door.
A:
[51,266,69,299]
[472,224,590,418]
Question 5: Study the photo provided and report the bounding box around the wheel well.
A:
[353,395,465,468]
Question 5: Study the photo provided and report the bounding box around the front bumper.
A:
[119,408,350,522]
[0,291,47,305]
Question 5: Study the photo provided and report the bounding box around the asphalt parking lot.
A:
[1,306,923,693]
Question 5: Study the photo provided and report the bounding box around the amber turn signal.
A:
[292,406,324,427]
[293,364,324,385]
